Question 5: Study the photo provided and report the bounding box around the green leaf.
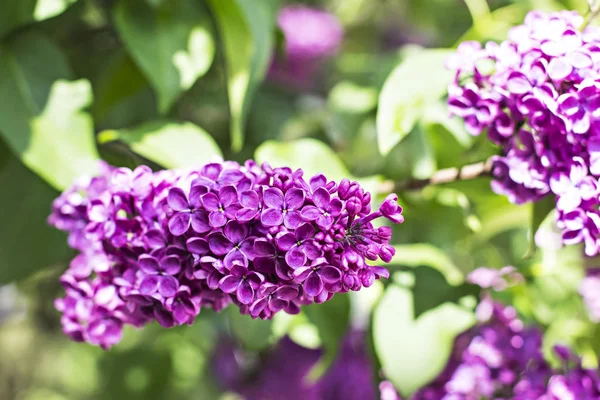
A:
[303,294,351,381]
[526,195,556,258]
[0,32,99,190]
[377,48,454,156]
[390,244,464,285]
[98,121,222,169]
[114,0,216,114]
[0,0,78,38]
[227,307,274,351]
[373,283,475,397]
[206,0,276,151]
[411,266,479,318]
[0,138,71,283]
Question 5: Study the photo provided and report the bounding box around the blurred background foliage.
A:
[1,0,599,399]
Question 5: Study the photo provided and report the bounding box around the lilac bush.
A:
[448,10,600,256]
[49,161,402,348]
[268,5,344,89]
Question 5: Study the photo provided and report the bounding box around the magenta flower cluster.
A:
[268,5,343,89]
[48,161,401,348]
[448,10,600,256]
[382,298,600,399]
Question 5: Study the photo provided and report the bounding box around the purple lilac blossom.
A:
[268,5,343,90]
[211,331,377,400]
[448,10,600,256]
[49,161,402,348]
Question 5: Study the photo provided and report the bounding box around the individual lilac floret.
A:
[449,10,600,256]
[268,5,343,89]
[49,161,402,348]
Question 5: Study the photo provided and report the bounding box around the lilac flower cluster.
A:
[49,161,401,348]
[448,10,600,256]
[268,5,343,90]
[212,330,377,400]
[377,266,600,399]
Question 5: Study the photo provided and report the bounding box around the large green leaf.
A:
[373,283,475,397]
[98,121,222,169]
[114,0,215,114]
[0,32,99,190]
[206,0,276,151]
[303,294,351,380]
[0,138,71,283]
[0,0,78,38]
[377,49,454,156]
[390,244,464,285]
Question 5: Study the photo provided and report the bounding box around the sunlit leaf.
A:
[390,244,464,285]
[98,121,222,169]
[373,283,475,397]
[206,0,276,151]
[376,48,454,155]
[525,195,556,258]
[114,0,215,114]
[0,32,99,190]
[0,138,71,283]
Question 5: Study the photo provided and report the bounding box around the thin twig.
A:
[379,159,493,193]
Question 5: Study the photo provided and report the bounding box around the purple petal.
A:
[286,248,307,268]
[191,211,211,233]
[209,211,227,228]
[275,285,299,300]
[284,211,303,229]
[139,255,160,273]
[316,214,334,229]
[301,206,320,221]
[548,57,572,81]
[254,238,275,256]
[209,233,234,255]
[186,237,209,255]
[224,250,248,269]
[220,169,244,184]
[220,186,238,207]
[219,275,241,293]
[302,242,321,260]
[144,229,165,248]
[250,297,268,317]
[263,188,284,208]
[202,192,221,211]
[506,72,531,95]
[276,232,297,251]
[201,163,222,180]
[312,187,331,209]
[304,272,324,297]
[240,190,259,208]
[236,207,259,222]
[285,188,305,210]
[162,256,181,275]
[172,303,190,325]
[254,257,276,274]
[269,298,287,312]
[293,266,313,282]
[237,281,254,305]
[158,276,178,297]
[224,221,248,244]
[319,266,341,283]
[167,188,189,211]
[261,208,284,226]
[309,174,327,191]
[328,199,343,216]
[168,212,191,236]
[246,272,265,289]
[189,185,209,208]
[140,275,159,294]
[154,307,175,328]
[295,223,315,241]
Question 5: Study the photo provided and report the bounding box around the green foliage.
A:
[376,49,454,156]
[303,293,351,380]
[114,0,216,114]
[0,138,71,283]
[99,121,222,169]
[207,0,276,151]
[0,32,99,190]
[0,0,78,38]
[373,281,475,397]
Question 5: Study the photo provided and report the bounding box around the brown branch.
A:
[380,159,493,193]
